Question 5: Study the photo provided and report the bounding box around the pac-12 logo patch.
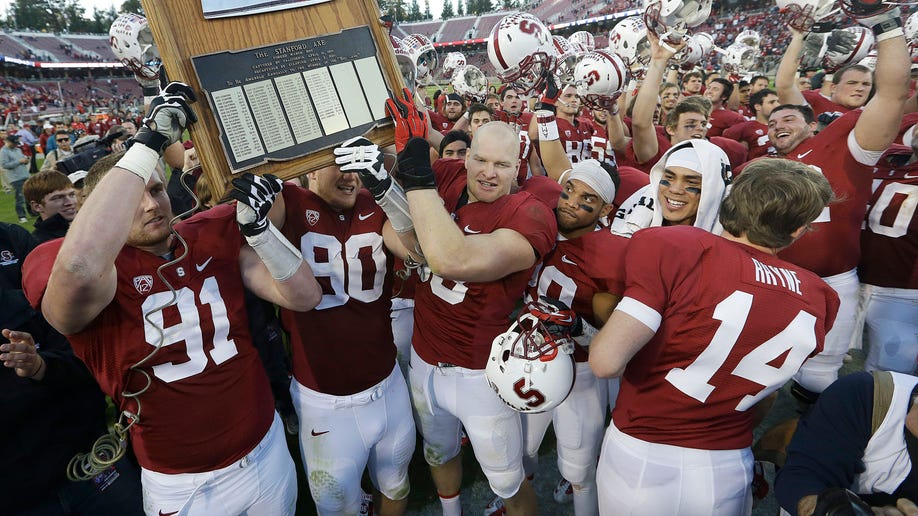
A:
[305,210,320,226]
[133,275,153,294]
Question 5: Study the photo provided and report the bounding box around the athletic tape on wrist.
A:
[116,143,159,183]
[377,180,415,233]
[875,26,904,42]
[536,110,560,141]
[245,223,304,281]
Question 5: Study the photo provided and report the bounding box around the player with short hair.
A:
[353,116,556,516]
[272,141,417,515]
[22,83,322,516]
[590,158,840,515]
[439,130,471,159]
[518,159,627,516]
[722,88,780,159]
[24,170,78,242]
[761,8,910,399]
[705,78,747,137]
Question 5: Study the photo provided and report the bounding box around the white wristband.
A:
[245,223,304,281]
[116,143,159,184]
[536,110,559,141]
[377,180,415,233]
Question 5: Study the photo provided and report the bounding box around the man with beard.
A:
[21,83,321,515]
[761,7,909,399]
[430,93,466,134]
[723,88,780,159]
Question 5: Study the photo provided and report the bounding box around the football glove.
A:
[229,173,283,237]
[385,87,428,153]
[397,137,436,192]
[528,296,583,338]
[134,81,197,154]
[334,136,391,201]
[537,71,562,113]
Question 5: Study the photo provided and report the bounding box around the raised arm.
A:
[775,28,808,106]
[42,83,196,335]
[853,8,910,152]
[633,34,681,164]
[229,173,321,312]
[400,138,539,282]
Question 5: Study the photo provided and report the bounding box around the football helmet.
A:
[775,0,837,32]
[553,35,583,86]
[736,29,762,49]
[390,36,418,92]
[109,13,161,81]
[672,33,707,66]
[488,13,557,94]
[451,64,489,102]
[608,17,652,80]
[906,11,918,59]
[643,0,712,43]
[569,30,596,52]
[574,50,629,111]
[721,42,757,75]
[858,49,878,71]
[694,32,716,55]
[401,34,439,83]
[822,26,875,72]
[442,51,467,80]
[485,305,577,413]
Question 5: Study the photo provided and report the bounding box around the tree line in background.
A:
[380,0,526,23]
[2,0,143,34]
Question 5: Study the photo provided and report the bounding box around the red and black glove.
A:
[385,88,428,153]
[537,72,562,113]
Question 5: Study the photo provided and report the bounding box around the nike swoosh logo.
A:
[464,225,481,234]
[904,171,918,178]
[311,429,329,436]
[796,150,813,159]
[560,255,577,265]
[358,212,375,221]
[159,511,179,516]
[195,257,213,272]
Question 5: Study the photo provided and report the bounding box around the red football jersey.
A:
[429,111,456,135]
[776,111,873,276]
[612,226,839,449]
[722,120,773,159]
[619,133,670,174]
[583,119,618,170]
[279,185,396,395]
[614,166,651,210]
[557,118,594,164]
[859,149,918,289]
[516,130,534,186]
[412,160,557,369]
[802,89,850,119]
[707,108,747,138]
[22,205,274,474]
[525,229,628,362]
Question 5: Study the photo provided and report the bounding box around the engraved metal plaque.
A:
[191,25,390,173]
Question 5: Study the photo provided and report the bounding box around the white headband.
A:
[566,159,616,204]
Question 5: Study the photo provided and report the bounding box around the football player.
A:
[776,24,874,119]
[722,88,780,159]
[22,84,321,515]
[271,140,417,515]
[590,158,840,515]
[352,115,556,515]
[857,122,918,375]
[519,159,627,516]
[760,6,909,399]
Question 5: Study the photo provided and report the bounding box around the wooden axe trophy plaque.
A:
[140,0,402,196]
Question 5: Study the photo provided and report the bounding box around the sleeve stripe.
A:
[616,297,662,333]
